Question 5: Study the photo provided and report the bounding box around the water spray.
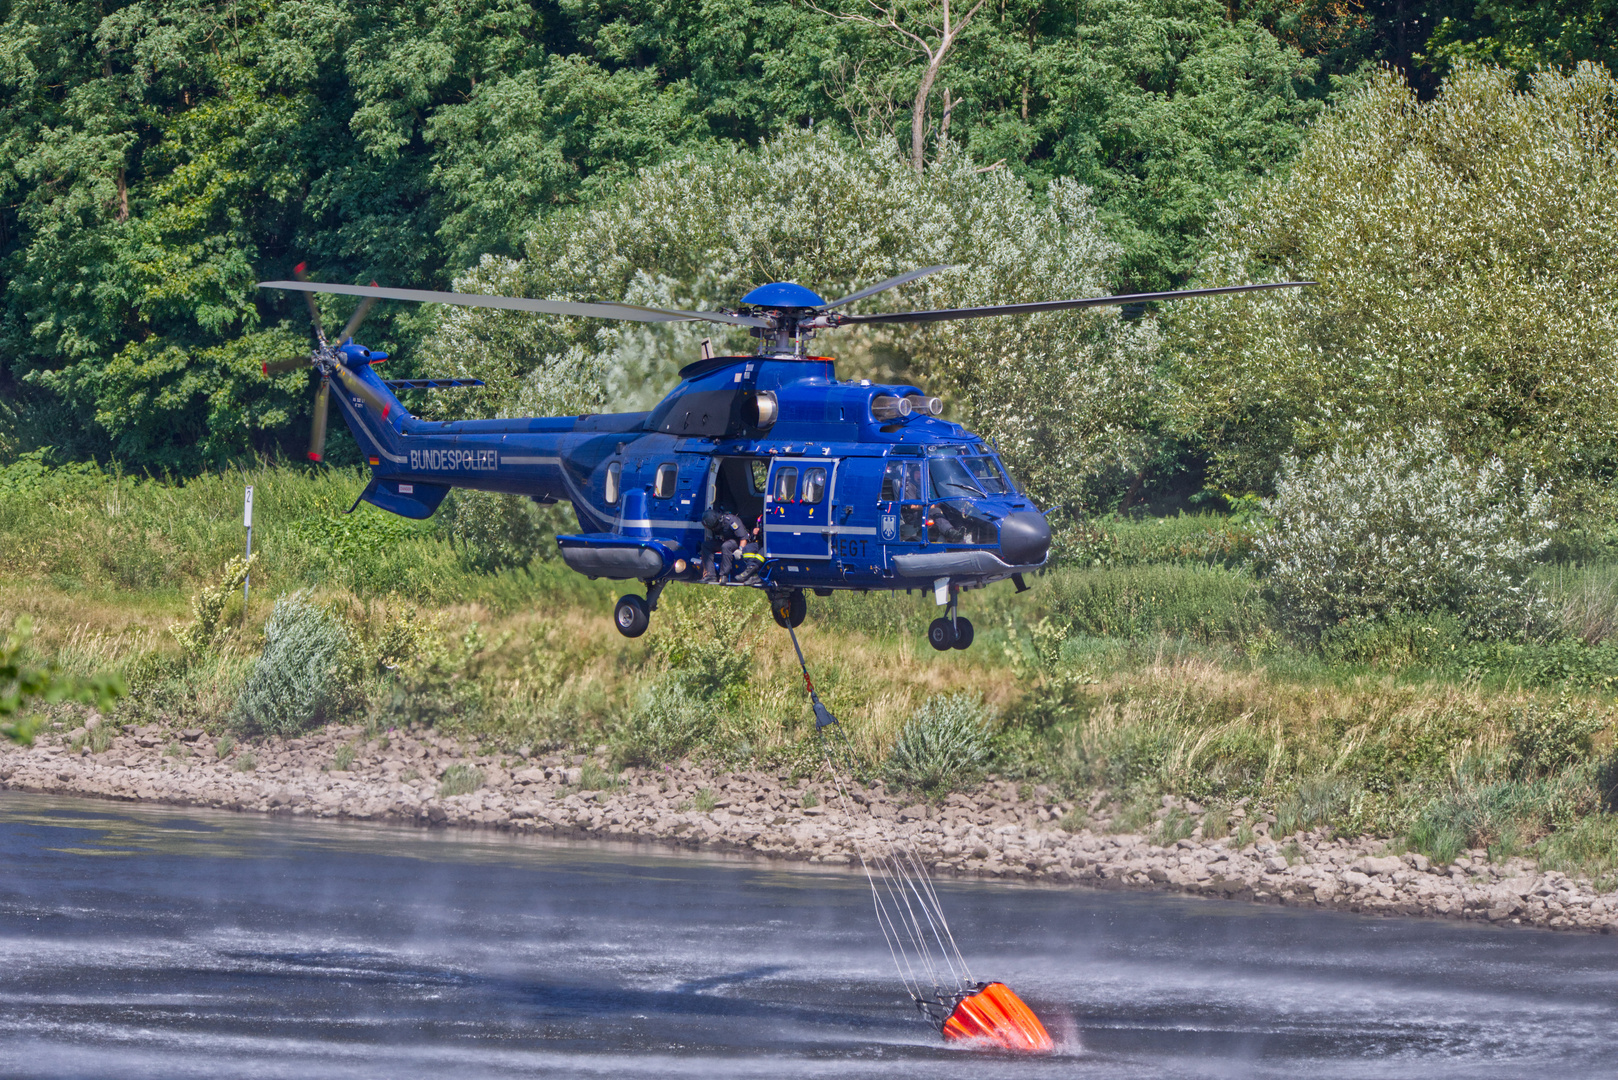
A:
[782,621,1053,1052]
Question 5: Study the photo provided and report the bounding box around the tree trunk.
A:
[911,53,946,173]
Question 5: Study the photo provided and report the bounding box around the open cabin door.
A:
[764,458,836,559]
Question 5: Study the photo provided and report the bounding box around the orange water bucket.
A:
[941,982,1054,1052]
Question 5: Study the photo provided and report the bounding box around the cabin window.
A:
[605,461,622,505]
[750,459,769,492]
[654,462,678,498]
[773,467,799,503]
[801,467,827,504]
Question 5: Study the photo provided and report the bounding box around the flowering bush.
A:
[1174,63,1618,499]
[417,131,1162,517]
[1257,425,1555,640]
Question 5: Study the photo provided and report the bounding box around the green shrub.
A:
[1538,814,1618,888]
[1406,813,1468,867]
[884,693,994,795]
[234,593,353,737]
[442,489,566,571]
[439,763,484,797]
[693,787,718,812]
[1508,698,1607,779]
[1064,513,1257,570]
[579,761,616,790]
[170,555,254,655]
[1275,777,1358,835]
[332,744,356,771]
[1040,562,1271,644]
[1155,808,1195,844]
[653,594,758,703]
[613,678,718,767]
[1258,425,1555,641]
[1406,771,1602,864]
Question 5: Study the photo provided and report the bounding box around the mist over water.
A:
[3,792,1615,1079]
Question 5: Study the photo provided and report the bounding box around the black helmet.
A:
[701,509,721,530]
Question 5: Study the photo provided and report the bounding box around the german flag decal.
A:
[368,457,379,466]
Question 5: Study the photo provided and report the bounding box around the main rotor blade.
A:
[331,363,393,419]
[263,357,309,376]
[258,280,772,329]
[308,378,330,463]
[337,281,379,345]
[293,262,328,345]
[818,265,953,311]
[834,281,1316,325]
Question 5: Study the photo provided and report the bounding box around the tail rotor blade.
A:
[308,378,330,463]
[293,261,328,344]
[263,357,309,376]
[331,363,392,419]
[338,281,379,345]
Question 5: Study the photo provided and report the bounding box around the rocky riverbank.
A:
[5,718,1616,933]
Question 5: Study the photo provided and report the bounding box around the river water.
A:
[3,791,1616,1079]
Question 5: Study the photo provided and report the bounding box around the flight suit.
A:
[701,510,749,581]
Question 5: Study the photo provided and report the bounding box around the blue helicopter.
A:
[260,267,1307,648]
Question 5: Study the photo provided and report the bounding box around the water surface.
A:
[3,791,1615,1078]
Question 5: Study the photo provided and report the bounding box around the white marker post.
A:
[243,485,255,609]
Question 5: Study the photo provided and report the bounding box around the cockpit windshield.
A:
[963,455,1011,494]
[929,456,981,499]
[928,445,1015,497]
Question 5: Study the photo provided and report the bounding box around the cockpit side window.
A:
[880,462,903,501]
[883,462,924,499]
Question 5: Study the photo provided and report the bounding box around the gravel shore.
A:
[6,718,1617,933]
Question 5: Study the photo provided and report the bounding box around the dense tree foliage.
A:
[1174,64,1618,502]
[0,0,1607,485]
[0,0,1332,471]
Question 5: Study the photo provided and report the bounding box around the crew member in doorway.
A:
[701,508,749,583]
[735,515,765,583]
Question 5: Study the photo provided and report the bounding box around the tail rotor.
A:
[259,261,387,463]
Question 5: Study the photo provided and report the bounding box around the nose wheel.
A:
[928,599,974,651]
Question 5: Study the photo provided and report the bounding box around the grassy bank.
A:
[6,460,1618,885]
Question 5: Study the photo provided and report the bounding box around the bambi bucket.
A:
[941,982,1053,1051]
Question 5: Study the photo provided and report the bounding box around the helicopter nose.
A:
[998,511,1051,566]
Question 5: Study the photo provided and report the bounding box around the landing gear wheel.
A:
[614,594,650,638]
[951,617,975,650]
[771,590,807,629]
[928,617,956,651]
